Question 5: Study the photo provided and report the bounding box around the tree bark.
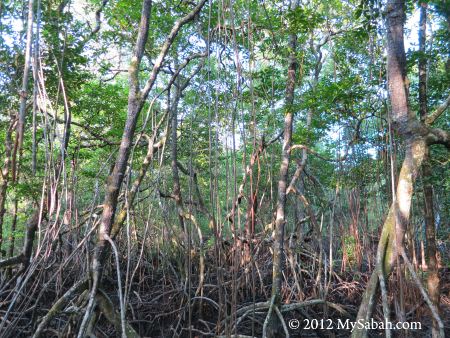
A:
[352,1,447,336]
[79,1,207,336]
[93,0,207,276]
[0,118,14,254]
[264,2,298,336]
[170,80,185,233]
[78,2,153,335]
[12,0,34,181]
[94,0,153,278]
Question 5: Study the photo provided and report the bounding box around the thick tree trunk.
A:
[353,137,428,338]
[353,1,448,337]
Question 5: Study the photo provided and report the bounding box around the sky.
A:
[3,1,430,53]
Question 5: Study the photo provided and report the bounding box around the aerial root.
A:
[400,248,445,337]
[221,297,348,337]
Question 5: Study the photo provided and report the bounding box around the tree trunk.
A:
[93,0,207,276]
[352,1,448,336]
[12,0,34,181]
[78,1,207,336]
[353,138,427,338]
[423,156,440,338]
[170,81,185,233]
[264,2,298,336]
[77,2,153,335]
[0,118,14,255]
[91,0,152,290]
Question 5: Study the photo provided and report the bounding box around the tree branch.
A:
[426,127,450,148]
[139,0,208,106]
[425,93,450,125]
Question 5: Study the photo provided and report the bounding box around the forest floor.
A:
[21,237,449,338]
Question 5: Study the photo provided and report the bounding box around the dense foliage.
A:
[0,0,448,337]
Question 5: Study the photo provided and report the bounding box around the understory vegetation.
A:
[0,0,449,337]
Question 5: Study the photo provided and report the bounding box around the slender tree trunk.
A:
[93,0,206,275]
[12,0,34,181]
[418,4,440,336]
[92,0,152,285]
[77,2,153,335]
[0,118,14,255]
[170,82,185,233]
[420,236,427,269]
[78,2,208,335]
[3,0,34,262]
[8,199,18,259]
[264,2,298,336]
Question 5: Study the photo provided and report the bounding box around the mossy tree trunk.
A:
[352,1,449,337]
[79,1,208,336]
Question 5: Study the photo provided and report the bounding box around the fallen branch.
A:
[32,278,88,338]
